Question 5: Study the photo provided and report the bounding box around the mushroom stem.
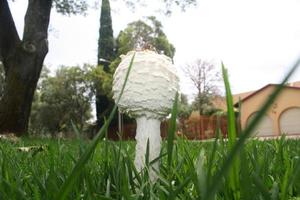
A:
[134,116,161,181]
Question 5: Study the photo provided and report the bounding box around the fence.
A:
[179,115,228,140]
[107,121,168,140]
[107,115,228,140]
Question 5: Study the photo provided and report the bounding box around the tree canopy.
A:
[30,66,93,135]
[122,0,197,15]
[178,94,192,120]
[52,0,88,15]
[183,59,222,115]
[116,16,175,59]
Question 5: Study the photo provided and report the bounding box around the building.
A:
[234,83,300,137]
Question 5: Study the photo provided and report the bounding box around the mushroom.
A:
[112,50,179,180]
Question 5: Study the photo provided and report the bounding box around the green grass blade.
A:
[145,139,150,167]
[252,173,271,200]
[222,64,240,199]
[173,175,192,197]
[167,92,179,167]
[207,116,221,185]
[71,121,85,156]
[281,157,300,200]
[222,64,237,147]
[205,57,300,200]
[55,53,136,200]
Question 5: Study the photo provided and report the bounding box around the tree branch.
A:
[0,0,20,73]
[22,0,52,56]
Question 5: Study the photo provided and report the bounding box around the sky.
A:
[8,0,300,100]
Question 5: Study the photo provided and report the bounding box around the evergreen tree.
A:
[98,0,114,71]
[96,0,115,129]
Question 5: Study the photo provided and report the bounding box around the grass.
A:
[0,56,300,199]
[0,137,299,199]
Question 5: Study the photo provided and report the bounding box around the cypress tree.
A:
[98,0,114,71]
[96,0,115,129]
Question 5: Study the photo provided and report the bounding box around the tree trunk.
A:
[96,94,111,128]
[0,0,20,74]
[0,0,52,135]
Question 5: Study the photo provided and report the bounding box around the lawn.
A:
[0,137,299,199]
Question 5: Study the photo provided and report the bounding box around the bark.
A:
[96,94,110,128]
[0,0,52,135]
[0,0,20,74]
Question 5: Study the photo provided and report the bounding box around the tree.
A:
[96,0,115,129]
[178,94,192,120]
[0,0,87,135]
[183,59,221,115]
[177,94,192,134]
[30,66,93,135]
[123,0,197,15]
[98,0,114,70]
[116,16,175,59]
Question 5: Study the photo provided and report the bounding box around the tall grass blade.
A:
[55,53,136,200]
[252,173,271,200]
[145,139,150,167]
[281,157,300,200]
[167,92,179,167]
[71,121,85,156]
[205,57,300,200]
[222,64,240,199]
[207,115,222,186]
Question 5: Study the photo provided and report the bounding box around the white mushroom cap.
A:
[112,50,179,119]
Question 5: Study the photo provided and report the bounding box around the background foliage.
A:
[183,59,222,115]
[29,66,94,135]
[116,16,175,59]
